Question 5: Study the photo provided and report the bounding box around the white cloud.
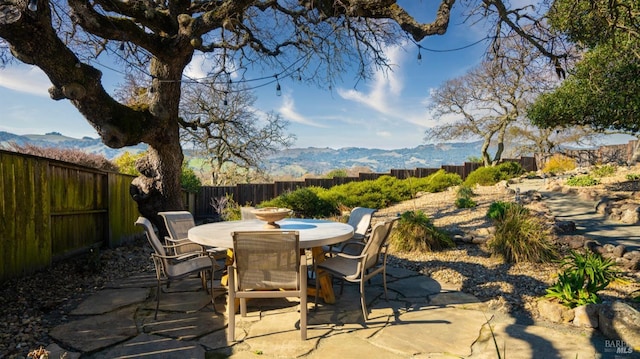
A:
[0,66,51,97]
[278,94,327,127]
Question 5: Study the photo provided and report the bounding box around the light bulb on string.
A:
[119,42,125,52]
[28,0,38,11]
[275,75,281,96]
[223,91,228,106]
[417,47,422,65]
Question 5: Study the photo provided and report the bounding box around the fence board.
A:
[108,173,140,247]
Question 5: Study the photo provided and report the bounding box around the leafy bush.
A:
[542,154,576,174]
[455,185,476,208]
[389,210,454,252]
[211,194,241,221]
[497,161,524,178]
[259,187,337,218]
[423,170,463,193]
[464,166,503,186]
[591,164,617,178]
[566,175,600,187]
[487,204,557,263]
[9,143,118,171]
[545,251,619,308]
[181,164,202,193]
[627,173,640,181]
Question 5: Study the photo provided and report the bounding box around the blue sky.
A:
[0,2,633,150]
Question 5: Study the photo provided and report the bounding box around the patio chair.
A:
[158,211,227,260]
[314,218,397,320]
[326,207,377,255]
[135,216,220,319]
[228,230,307,340]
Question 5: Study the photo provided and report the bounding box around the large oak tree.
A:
[0,1,566,228]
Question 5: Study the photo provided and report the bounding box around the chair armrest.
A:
[339,241,365,254]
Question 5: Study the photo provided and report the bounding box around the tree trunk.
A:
[630,137,640,165]
[481,134,493,167]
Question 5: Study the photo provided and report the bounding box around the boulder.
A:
[554,221,577,234]
[538,299,575,324]
[620,206,639,224]
[598,302,640,350]
[573,304,599,328]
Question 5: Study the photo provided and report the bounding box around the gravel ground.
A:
[1,175,639,358]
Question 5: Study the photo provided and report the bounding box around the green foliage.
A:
[113,151,145,175]
[260,187,337,218]
[545,251,619,308]
[566,175,600,187]
[181,164,202,193]
[464,166,503,186]
[455,185,476,208]
[211,194,241,221]
[467,156,483,163]
[497,161,524,178]
[325,169,348,178]
[389,211,454,252]
[627,173,640,181]
[542,154,576,174]
[591,164,616,178]
[487,204,557,263]
[422,170,463,193]
[486,201,526,222]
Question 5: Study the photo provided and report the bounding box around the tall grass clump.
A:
[542,154,576,174]
[455,185,477,208]
[389,210,454,252]
[487,204,557,263]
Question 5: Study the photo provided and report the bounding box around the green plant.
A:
[626,173,640,181]
[211,194,242,221]
[565,175,600,187]
[423,170,463,193]
[486,201,526,221]
[543,154,576,174]
[497,161,524,178]
[260,187,337,218]
[545,251,619,308]
[389,210,454,252]
[487,204,556,263]
[591,164,616,178]
[455,185,476,208]
[181,164,202,193]
[464,166,504,186]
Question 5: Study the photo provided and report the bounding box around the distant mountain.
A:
[0,131,483,175]
[0,131,146,159]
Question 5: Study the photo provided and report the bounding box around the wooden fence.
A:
[194,156,538,221]
[0,150,140,282]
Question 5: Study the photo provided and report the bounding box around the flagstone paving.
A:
[43,265,634,358]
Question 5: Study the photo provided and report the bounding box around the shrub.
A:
[591,164,617,178]
[211,194,241,221]
[181,164,201,193]
[424,170,463,192]
[487,204,557,263]
[259,187,336,218]
[389,210,454,252]
[627,173,640,181]
[455,185,476,208]
[464,166,503,186]
[9,142,118,171]
[497,161,524,178]
[543,154,576,174]
[566,175,600,187]
[486,201,526,221]
[545,251,619,308]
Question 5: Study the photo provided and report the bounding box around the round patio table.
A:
[188,218,354,303]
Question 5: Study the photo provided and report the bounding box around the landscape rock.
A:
[612,244,627,258]
[538,299,574,324]
[598,301,640,349]
[573,304,599,328]
[557,235,586,249]
[554,221,577,234]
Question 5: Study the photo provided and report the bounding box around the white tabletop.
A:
[188,218,354,249]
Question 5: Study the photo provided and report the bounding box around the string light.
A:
[417,48,422,65]
[119,42,125,52]
[28,0,38,11]
[275,75,281,96]
[223,91,228,106]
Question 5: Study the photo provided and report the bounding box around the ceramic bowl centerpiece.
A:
[251,207,292,229]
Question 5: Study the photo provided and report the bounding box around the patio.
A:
[44,265,604,358]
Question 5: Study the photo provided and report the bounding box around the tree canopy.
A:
[0,1,569,224]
